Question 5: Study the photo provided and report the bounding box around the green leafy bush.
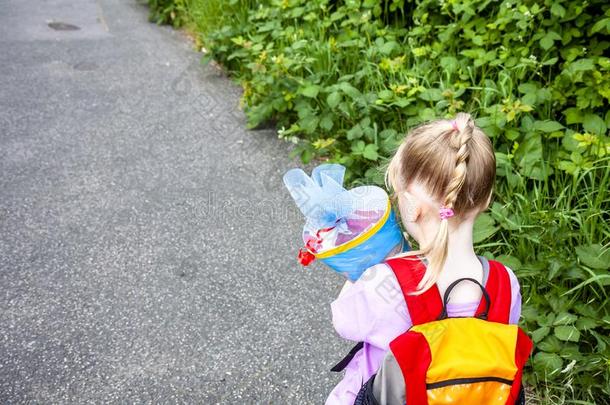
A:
[146,0,189,27]
[148,0,610,402]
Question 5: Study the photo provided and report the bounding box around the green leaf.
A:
[553,312,578,326]
[494,254,521,270]
[419,88,443,102]
[473,213,499,243]
[583,113,607,135]
[591,331,610,352]
[550,3,566,18]
[554,325,580,342]
[540,37,553,51]
[568,59,594,73]
[558,160,578,175]
[379,41,398,55]
[347,124,364,140]
[339,82,362,99]
[532,326,550,343]
[515,134,547,179]
[319,114,334,131]
[289,6,304,18]
[461,48,484,59]
[547,259,563,281]
[476,116,495,132]
[522,92,537,107]
[575,317,599,330]
[418,108,436,122]
[575,244,610,269]
[534,120,564,133]
[504,129,520,141]
[300,148,312,164]
[542,57,558,66]
[562,131,581,152]
[327,92,342,108]
[364,166,384,184]
[518,82,538,94]
[299,115,319,134]
[440,56,458,73]
[538,335,562,352]
[300,85,320,98]
[351,140,365,153]
[521,115,535,132]
[540,31,561,50]
[362,144,379,161]
[378,89,394,101]
[379,128,397,139]
[393,98,411,108]
[563,108,583,124]
[533,352,563,375]
[590,17,610,34]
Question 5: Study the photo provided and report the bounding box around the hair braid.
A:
[416,112,475,292]
[443,113,475,209]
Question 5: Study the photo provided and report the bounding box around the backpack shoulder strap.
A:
[389,331,430,405]
[475,259,512,323]
[385,257,443,325]
[386,257,513,325]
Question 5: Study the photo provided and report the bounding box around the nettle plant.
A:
[151,0,609,401]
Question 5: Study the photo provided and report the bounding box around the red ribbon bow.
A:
[297,222,339,266]
[298,248,316,266]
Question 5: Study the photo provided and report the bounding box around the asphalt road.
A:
[0,0,347,402]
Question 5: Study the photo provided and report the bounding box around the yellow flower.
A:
[390,84,408,95]
[501,99,533,122]
[573,132,598,148]
[329,37,337,51]
[412,47,428,57]
[379,55,405,72]
[282,91,295,102]
[272,53,285,66]
[312,138,336,149]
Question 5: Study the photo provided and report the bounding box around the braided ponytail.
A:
[417,113,475,292]
[385,112,494,294]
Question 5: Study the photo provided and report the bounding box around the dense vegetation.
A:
[147,0,610,402]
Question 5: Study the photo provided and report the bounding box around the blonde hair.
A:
[386,112,496,293]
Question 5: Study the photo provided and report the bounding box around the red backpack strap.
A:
[475,260,512,324]
[385,257,443,325]
[507,328,534,404]
[389,331,431,405]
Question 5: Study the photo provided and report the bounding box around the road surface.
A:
[0,0,348,402]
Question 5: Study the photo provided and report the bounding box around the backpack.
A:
[353,257,533,405]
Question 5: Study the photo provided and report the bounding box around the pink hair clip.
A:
[450,120,459,132]
[439,206,454,220]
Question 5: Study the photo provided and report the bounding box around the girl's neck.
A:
[438,218,482,281]
[428,217,484,302]
[446,219,478,262]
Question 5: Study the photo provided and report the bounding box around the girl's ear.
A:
[400,190,422,222]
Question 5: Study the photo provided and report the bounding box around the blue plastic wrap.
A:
[284,164,407,281]
[316,206,405,281]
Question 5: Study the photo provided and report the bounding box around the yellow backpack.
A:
[386,257,533,404]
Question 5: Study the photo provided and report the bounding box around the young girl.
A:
[326,112,522,404]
